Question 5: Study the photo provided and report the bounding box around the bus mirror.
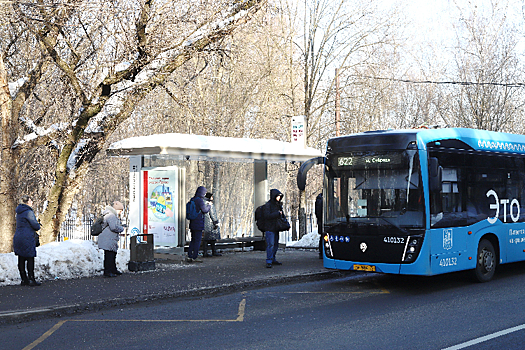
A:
[429,157,442,192]
[297,157,326,191]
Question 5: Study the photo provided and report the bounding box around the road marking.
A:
[22,298,246,350]
[236,298,246,321]
[22,320,67,350]
[279,291,389,294]
[25,299,246,349]
[442,324,525,350]
[374,282,390,294]
[73,298,247,323]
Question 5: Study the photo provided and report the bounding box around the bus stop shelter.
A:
[107,133,322,253]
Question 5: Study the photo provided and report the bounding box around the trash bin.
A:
[128,234,155,271]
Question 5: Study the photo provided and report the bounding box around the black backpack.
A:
[254,203,267,232]
[90,216,105,236]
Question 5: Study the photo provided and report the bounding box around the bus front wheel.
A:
[474,239,496,283]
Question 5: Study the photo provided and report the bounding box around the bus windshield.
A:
[325,150,424,229]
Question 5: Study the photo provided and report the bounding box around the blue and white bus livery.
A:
[300,128,525,282]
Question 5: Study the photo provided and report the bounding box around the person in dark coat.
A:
[187,186,211,263]
[315,193,323,259]
[203,192,221,257]
[98,201,125,277]
[13,195,42,286]
[262,189,285,268]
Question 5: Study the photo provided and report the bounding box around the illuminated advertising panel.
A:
[142,169,178,247]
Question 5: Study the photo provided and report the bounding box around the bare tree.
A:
[0,0,266,252]
[443,0,525,131]
[280,0,404,236]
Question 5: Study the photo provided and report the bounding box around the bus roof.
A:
[328,128,525,155]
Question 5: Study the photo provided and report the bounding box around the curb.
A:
[0,270,349,325]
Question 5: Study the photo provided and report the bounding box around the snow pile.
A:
[286,231,320,248]
[0,240,129,286]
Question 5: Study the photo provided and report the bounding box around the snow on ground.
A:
[286,230,320,248]
[0,240,130,287]
[0,230,319,286]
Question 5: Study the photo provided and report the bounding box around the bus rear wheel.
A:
[474,239,496,283]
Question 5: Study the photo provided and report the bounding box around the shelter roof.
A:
[107,133,322,161]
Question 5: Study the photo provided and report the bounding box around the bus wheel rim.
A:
[482,249,494,272]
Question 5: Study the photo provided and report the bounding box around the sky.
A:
[379,0,525,75]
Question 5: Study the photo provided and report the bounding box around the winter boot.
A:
[28,275,41,286]
[19,271,29,286]
[27,270,41,286]
[29,279,42,286]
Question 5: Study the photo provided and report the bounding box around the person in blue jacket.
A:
[13,195,42,286]
[187,186,211,263]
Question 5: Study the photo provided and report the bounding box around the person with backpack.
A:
[13,195,42,286]
[202,192,221,257]
[187,186,211,263]
[98,201,125,277]
[262,189,286,268]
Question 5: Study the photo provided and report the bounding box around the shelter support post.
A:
[253,160,268,237]
[178,167,186,248]
[129,155,143,238]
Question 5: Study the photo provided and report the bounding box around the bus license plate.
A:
[353,264,376,272]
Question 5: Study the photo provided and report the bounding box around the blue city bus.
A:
[309,128,525,282]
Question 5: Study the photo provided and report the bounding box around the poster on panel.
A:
[142,168,178,247]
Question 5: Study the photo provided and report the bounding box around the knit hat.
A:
[113,201,124,211]
[205,192,213,200]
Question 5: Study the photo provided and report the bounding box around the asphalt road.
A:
[5,261,525,350]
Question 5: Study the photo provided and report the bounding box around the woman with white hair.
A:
[98,201,125,277]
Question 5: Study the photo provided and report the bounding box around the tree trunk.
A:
[0,55,17,253]
[38,165,89,244]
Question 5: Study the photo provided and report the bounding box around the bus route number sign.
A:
[338,157,353,166]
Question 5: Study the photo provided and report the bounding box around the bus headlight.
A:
[324,235,333,258]
[403,237,421,262]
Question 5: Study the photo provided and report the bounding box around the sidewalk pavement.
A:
[0,249,345,324]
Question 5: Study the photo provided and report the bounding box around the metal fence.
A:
[58,214,131,249]
[57,214,95,242]
[58,212,318,247]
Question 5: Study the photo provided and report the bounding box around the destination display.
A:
[336,153,405,168]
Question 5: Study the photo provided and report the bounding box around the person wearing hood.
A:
[98,201,125,277]
[262,189,285,268]
[13,195,42,286]
[187,186,211,263]
[202,192,221,257]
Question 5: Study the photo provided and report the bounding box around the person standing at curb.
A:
[13,195,42,286]
[98,201,125,277]
[262,189,286,268]
[315,193,323,259]
[203,192,222,257]
[187,186,210,263]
